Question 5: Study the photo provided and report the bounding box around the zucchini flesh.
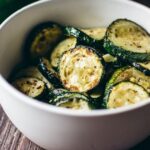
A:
[59,45,104,92]
[25,22,63,59]
[50,91,92,110]
[104,19,150,62]
[38,58,62,88]
[50,37,77,68]
[132,61,150,76]
[107,82,149,109]
[12,66,53,89]
[106,66,150,94]
[81,27,106,40]
[102,54,117,63]
[12,77,45,98]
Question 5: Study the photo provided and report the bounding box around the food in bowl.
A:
[9,19,150,110]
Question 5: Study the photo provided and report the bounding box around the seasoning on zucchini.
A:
[11,66,53,89]
[105,66,150,96]
[104,19,150,62]
[38,58,62,88]
[63,26,102,50]
[81,27,106,40]
[12,77,46,99]
[25,22,63,60]
[132,61,150,76]
[106,81,149,109]
[50,37,77,68]
[49,91,93,110]
[59,45,104,92]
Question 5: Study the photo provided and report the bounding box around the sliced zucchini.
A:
[106,81,149,109]
[87,85,103,109]
[81,27,106,40]
[132,61,150,76]
[105,66,150,95]
[59,45,104,92]
[38,58,62,88]
[12,77,45,99]
[104,19,150,62]
[49,91,92,110]
[25,22,63,59]
[63,26,101,50]
[12,66,53,89]
[50,37,77,68]
[102,54,117,63]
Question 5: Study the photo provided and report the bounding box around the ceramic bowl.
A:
[0,0,150,149]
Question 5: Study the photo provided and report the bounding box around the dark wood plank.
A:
[0,105,44,150]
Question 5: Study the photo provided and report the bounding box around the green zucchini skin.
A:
[24,22,64,61]
[132,62,150,76]
[49,90,94,110]
[87,84,104,109]
[59,45,105,92]
[38,58,62,88]
[105,81,149,109]
[104,19,150,62]
[63,26,103,51]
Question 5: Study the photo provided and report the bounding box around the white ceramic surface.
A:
[0,0,150,149]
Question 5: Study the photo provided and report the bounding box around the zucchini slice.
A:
[38,58,62,88]
[63,26,101,49]
[12,66,53,89]
[105,66,150,96]
[50,37,77,68]
[25,22,63,59]
[102,54,117,63]
[81,27,106,40]
[49,91,92,110]
[106,81,149,109]
[132,61,150,76]
[104,19,150,62]
[59,45,104,92]
[12,77,45,99]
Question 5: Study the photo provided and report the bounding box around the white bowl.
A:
[0,0,150,149]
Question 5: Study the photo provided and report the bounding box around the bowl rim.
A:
[0,0,150,117]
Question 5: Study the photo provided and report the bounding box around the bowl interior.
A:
[0,0,150,78]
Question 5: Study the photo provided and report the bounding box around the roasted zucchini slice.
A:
[59,46,104,92]
[81,27,106,40]
[50,37,77,68]
[12,77,45,99]
[63,26,101,49]
[102,54,117,63]
[132,61,150,76]
[104,19,150,62]
[25,22,63,59]
[38,58,62,88]
[12,66,53,89]
[106,81,149,109]
[49,91,92,110]
[105,66,150,96]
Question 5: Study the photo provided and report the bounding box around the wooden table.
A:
[0,0,150,149]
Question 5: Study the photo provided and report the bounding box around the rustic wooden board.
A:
[0,105,44,150]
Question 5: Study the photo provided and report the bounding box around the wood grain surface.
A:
[0,0,150,150]
[0,105,44,150]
